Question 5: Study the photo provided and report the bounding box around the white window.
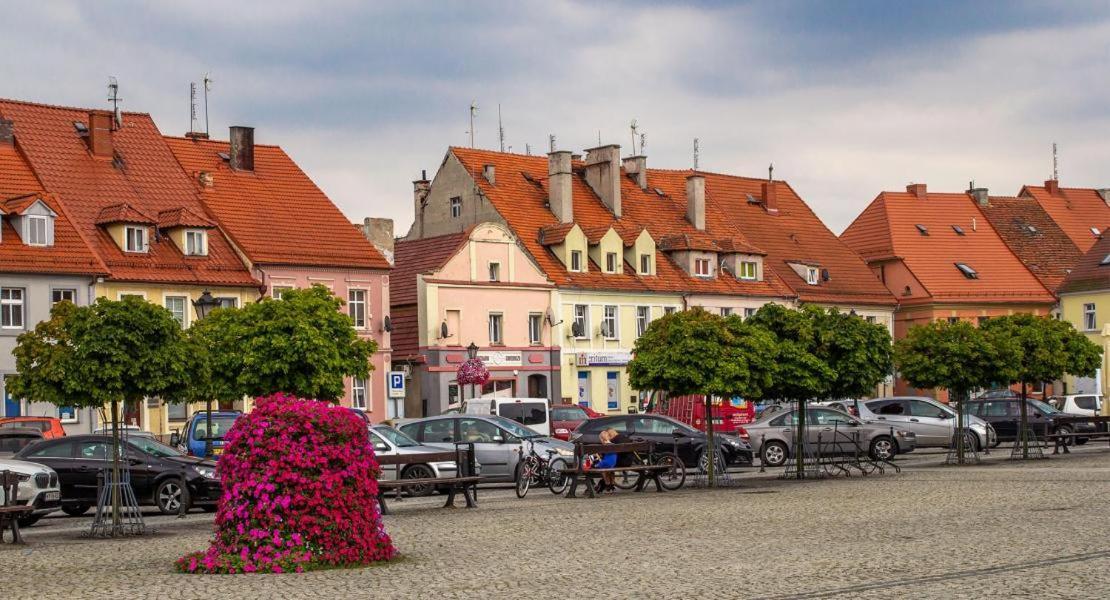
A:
[1084,303,1097,331]
[721,307,733,317]
[739,261,758,280]
[601,305,618,339]
[1,288,24,329]
[271,285,294,299]
[216,297,238,309]
[636,306,650,336]
[165,296,188,328]
[352,378,367,410]
[488,313,503,344]
[639,254,652,275]
[27,215,48,246]
[125,226,149,253]
[51,289,76,305]
[570,250,583,272]
[664,306,677,316]
[348,289,367,329]
[866,315,877,324]
[528,313,542,345]
[744,307,756,319]
[694,258,711,277]
[806,266,819,285]
[450,197,462,219]
[606,252,618,273]
[185,229,207,256]
[489,262,501,282]
[573,304,589,338]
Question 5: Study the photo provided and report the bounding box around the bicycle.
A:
[515,438,571,498]
[610,436,686,492]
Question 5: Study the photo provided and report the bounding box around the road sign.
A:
[388,371,406,398]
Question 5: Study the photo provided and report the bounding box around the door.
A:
[869,399,911,427]
[1074,395,1100,416]
[73,439,113,502]
[123,448,156,499]
[417,418,458,448]
[606,372,620,411]
[577,371,591,409]
[906,399,954,446]
[629,416,690,461]
[368,430,400,480]
[459,418,512,479]
[977,401,1018,439]
[811,409,861,455]
[23,440,77,499]
[3,389,19,417]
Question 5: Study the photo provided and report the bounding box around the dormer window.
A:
[739,261,758,280]
[184,229,208,256]
[26,215,49,246]
[125,226,149,253]
[605,252,618,273]
[570,250,583,272]
[489,262,501,282]
[805,266,819,285]
[694,258,712,277]
[639,254,652,276]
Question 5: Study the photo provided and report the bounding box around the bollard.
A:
[758,434,766,473]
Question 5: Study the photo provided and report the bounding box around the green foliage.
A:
[812,307,893,400]
[186,285,377,402]
[8,297,189,406]
[980,314,1101,386]
[628,307,777,398]
[893,320,1010,398]
[744,304,832,401]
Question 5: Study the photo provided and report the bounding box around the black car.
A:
[15,434,221,515]
[573,414,754,470]
[0,427,44,457]
[965,398,1096,445]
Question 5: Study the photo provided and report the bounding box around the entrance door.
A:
[606,372,620,411]
[3,390,19,417]
[577,372,591,409]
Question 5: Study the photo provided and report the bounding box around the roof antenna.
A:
[549,134,556,153]
[498,104,505,152]
[693,138,699,170]
[467,101,478,148]
[203,73,212,136]
[768,162,774,181]
[598,130,602,145]
[525,143,531,156]
[640,133,646,155]
[107,77,122,130]
[1052,142,1058,181]
[189,82,198,134]
[630,119,638,154]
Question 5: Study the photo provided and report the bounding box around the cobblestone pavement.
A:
[5,445,1110,599]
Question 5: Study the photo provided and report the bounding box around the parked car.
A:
[746,406,917,467]
[975,389,1020,400]
[573,414,754,471]
[647,394,756,435]
[814,400,861,418]
[369,424,469,496]
[0,416,66,440]
[15,434,221,515]
[0,458,61,526]
[0,428,45,458]
[397,415,573,482]
[464,397,552,436]
[857,397,996,451]
[170,410,242,457]
[1047,394,1103,418]
[551,404,594,441]
[965,398,1096,446]
[91,425,155,438]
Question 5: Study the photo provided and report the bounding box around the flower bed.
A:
[177,393,396,574]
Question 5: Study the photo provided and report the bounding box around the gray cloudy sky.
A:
[3,1,1109,235]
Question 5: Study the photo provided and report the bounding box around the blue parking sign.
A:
[388,371,406,398]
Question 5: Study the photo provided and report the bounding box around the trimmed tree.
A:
[812,307,894,401]
[8,297,189,533]
[628,307,776,486]
[981,314,1102,458]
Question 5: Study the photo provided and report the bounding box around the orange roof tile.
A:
[392,230,471,306]
[157,206,215,229]
[165,136,389,270]
[1020,183,1110,252]
[96,203,154,225]
[538,223,576,245]
[0,98,257,288]
[1059,233,1110,294]
[842,190,1055,304]
[977,196,1083,293]
[0,191,108,276]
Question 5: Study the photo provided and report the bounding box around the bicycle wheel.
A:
[547,458,570,495]
[515,464,533,498]
[612,469,641,490]
[657,454,686,491]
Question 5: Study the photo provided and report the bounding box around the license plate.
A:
[212,448,224,455]
[45,491,60,501]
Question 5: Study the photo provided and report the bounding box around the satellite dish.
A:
[545,307,556,326]
[440,321,449,339]
[382,315,393,333]
[571,321,584,338]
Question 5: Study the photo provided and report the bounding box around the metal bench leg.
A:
[633,472,647,492]
[585,475,597,498]
[444,487,458,508]
[377,494,391,516]
[652,473,664,492]
[567,474,580,498]
[462,484,477,508]
[10,518,23,545]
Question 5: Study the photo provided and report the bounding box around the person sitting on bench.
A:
[596,428,634,492]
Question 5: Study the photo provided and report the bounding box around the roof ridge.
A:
[163,135,283,150]
[0,96,151,117]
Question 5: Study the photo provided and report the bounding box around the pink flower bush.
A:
[456,358,489,386]
[177,393,396,574]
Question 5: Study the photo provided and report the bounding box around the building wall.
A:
[1060,291,1110,412]
[0,273,99,434]
[686,294,793,318]
[408,153,505,239]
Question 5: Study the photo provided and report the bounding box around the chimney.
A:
[87,111,113,158]
[584,144,621,217]
[229,126,255,171]
[361,217,395,264]
[184,131,209,140]
[762,180,779,214]
[482,164,496,185]
[198,171,214,189]
[547,151,573,223]
[967,184,989,207]
[1044,179,1060,195]
[906,183,927,199]
[0,118,13,146]
[685,175,705,230]
[623,155,647,190]
[413,170,431,237]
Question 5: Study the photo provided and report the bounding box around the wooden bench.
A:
[376,442,481,515]
[562,440,672,498]
[0,470,33,544]
[1046,416,1110,455]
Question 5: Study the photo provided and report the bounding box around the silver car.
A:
[746,406,917,467]
[858,397,996,451]
[397,415,574,482]
[370,425,469,491]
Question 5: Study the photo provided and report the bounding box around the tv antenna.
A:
[497,104,505,152]
[693,138,699,170]
[189,82,198,133]
[549,134,556,153]
[203,73,212,135]
[525,143,531,156]
[467,101,478,148]
[640,133,646,155]
[107,77,122,130]
[630,119,639,154]
[769,162,774,181]
[1052,142,1058,181]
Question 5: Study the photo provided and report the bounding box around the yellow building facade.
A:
[1060,290,1110,413]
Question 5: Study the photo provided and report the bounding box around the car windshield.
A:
[552,406,587,421]
[371,426,419,447]
[191,415,238,441]
[485,415,541,439]
[1028,399,1060,414]
[653,415,699,434]
[127,437,183,458]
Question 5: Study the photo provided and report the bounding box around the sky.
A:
[3,1,1109,236]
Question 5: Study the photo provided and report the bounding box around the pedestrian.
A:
[595,428,633,493]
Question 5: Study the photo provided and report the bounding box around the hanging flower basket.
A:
[456,358,490,386]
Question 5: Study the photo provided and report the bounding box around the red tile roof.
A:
[1058,234,1110,294]
[96,203,155,225]
[449,148,802,301]
[165,136,390,270]
[538,223,576,245]
[1020,183,1110,252]
[977,196,1083,293]
[0,192,108,276]
[841,190,1055,304]
[157,206,215,229]
[0,99,258,288]
[392,230,471,306]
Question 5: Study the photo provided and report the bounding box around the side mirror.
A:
[373,443,389,453]
[492,435,505,443]
[169,432,180,446]
[127,457,142,466]
[672,430,687,438]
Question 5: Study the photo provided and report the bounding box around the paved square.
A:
[4,447,1110,599]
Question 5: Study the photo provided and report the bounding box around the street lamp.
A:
[192,290,221,458]
[466,342,479,401]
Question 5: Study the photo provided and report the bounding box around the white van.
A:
[464,397,551,436]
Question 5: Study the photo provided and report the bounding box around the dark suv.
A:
[965,398,1096,445]
[574,414,754,471]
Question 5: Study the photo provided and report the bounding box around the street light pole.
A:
[191,290,220,458]
[467,342,479,401]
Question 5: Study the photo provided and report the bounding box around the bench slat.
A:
[379,476,481,487]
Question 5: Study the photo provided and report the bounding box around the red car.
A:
[0,416,66,440]
[551,404,596,441]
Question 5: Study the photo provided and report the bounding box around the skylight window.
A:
[217,152,230,161]
[1091,227,1102,237]
[654,188,666,197]
[1025,224,1038,234]
[955,263,978,279]
[73,121,88,135]
[1101,254,1110,266]
[746,194,760,204]
[915,224,929,235]
[952,225,965,235]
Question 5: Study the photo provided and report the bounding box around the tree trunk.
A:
[955,388,965,463]
[795,399,807,479]
[704,394,716,488]
[1019,380,1029,459]
[204,399,214,458]
[110,399,121,534]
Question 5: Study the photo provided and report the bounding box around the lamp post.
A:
[466,342,479,401]
[192,290,220,458]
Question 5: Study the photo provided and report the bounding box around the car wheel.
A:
[1054,426,1074,447]
[16,514,41,527]
[155,478,187,515]
[990,436,1002,448]
[1076,438,1089,446]
[400,464,436,497]
[61,504,91,517]
[869,436,897,461]
[762,441,788,467]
